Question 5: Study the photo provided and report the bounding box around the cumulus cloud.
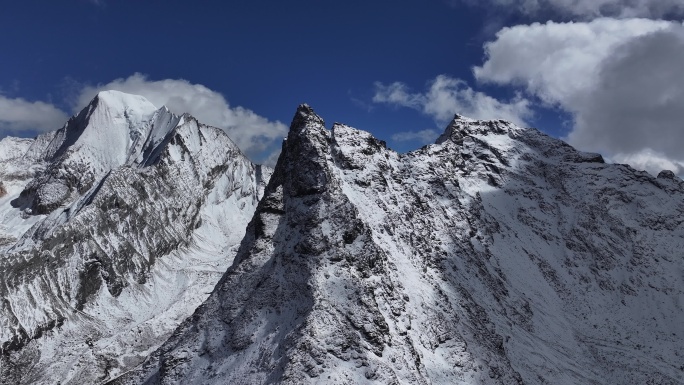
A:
[474,18,672,106]
[391,129,441,144]
[373,75,533,126]
[474,18,684,175]
[76,73,287,164]
[0,96,68,134]
[610,149,684,176]
[455,0,684,19]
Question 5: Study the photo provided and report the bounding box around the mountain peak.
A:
[279,104,333,197]
[12,91,183,215]
[87,90,158,121]
[290,103,325,133]
[59,90,160,162]
[93,90,155,107]
[436,114,517,144]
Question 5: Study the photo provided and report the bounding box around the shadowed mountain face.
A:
[0,91,271,385]
[114,106,683,385]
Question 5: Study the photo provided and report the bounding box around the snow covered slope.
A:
[114,105,683,385]
[0,91,270,385]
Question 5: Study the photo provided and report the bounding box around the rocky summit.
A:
[112,105,683,385]
[0,98,682,384]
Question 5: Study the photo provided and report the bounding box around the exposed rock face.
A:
[0,91,270,385]
[658,169,676,179]
[114,107,684,384]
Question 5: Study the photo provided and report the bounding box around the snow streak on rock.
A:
[115,106,684,384]
[0,91,270,385]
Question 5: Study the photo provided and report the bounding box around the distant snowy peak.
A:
[0,92,271,385]
[42,90,169,166]
[11,90,238,215]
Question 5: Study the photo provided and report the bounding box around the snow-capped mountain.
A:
[113,105,683,385]
[0,91,270,384]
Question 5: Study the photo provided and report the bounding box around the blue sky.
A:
[2,0,684,173]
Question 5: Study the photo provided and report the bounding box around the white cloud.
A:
[474,19,672,106]
[456,0,684,19]
[76,73,287,164]
[391,129,441,144]
[372,82,423,110]
[610,149,684,176]
[0,96,68,133]
[373,75,533,126]
[474,18,684,175]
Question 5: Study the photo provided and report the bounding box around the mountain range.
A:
[1,92,682,384]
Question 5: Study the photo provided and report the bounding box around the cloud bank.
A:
[474,18,684,175]
[456,0,684,19]
[0,96,68,134]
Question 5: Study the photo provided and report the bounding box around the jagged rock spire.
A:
[290,103,325,132]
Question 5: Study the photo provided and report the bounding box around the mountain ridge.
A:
[112,104,683,384]
[1,98,682,384]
